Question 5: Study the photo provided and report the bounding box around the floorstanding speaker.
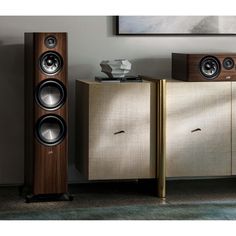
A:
[24,32,71,202]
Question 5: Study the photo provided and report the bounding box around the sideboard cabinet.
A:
[75,80,156,180]
[76,78,236,198]
[147,78,235,198]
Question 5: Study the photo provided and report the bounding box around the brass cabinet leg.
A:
[157,80,166,198]
[141,77,166,198]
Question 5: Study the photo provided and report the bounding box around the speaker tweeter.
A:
[45,35,57,48]
[223,57,235,70]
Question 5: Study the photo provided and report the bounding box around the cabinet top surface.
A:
[76,79,152,85]
[141,77,236,84]
[77,78,236,85]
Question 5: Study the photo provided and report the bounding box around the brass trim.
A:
[137,77,166,198]
[157,79,166,198]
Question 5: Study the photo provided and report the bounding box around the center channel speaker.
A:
[172,53,236,81]
[24,33,70,201]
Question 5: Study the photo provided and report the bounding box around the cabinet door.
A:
[166,81,231,177]
[88,82,156,180]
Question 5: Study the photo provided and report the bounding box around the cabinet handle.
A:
[114,130,125,135]
[191,128,201,133]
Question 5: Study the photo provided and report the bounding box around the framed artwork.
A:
[117,16,236,35]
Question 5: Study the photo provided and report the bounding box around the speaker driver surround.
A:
[36,115,66,146]
[40,51,63,75]
[36,79,66,110]
[199,56,221,79]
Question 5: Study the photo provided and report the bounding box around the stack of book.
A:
[95,76,142,82]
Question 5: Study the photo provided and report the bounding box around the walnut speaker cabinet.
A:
[75,80,156,181]
[172,53,236,81]
[24,33,69,200]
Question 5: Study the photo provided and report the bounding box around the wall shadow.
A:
[130,58,171,78]
[106,16,117,37]
[67,64,94,182]
[0,43,24,184]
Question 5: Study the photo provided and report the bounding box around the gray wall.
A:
[0,16,236,184]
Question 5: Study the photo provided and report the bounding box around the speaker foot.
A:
[19,185,30,197]
[25,193,74,203]
[62,193,74,201]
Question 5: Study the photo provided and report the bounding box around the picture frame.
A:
[116,16,236,35]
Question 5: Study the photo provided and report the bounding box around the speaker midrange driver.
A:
[199,56,221,79]
[35,79,66,110]
[40,51,63,75]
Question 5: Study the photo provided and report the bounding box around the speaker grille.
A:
[36,115,66,146]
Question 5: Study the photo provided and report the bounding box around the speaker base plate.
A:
[25,193,73,203]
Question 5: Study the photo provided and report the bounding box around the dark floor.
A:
[1,179,236,219]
